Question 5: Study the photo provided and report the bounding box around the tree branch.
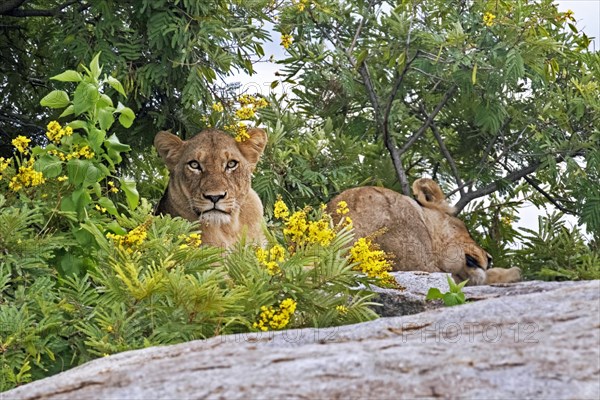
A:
[429,120,465,195]
[398,85,456,154]
[453,151,585,214]
[0,0,27,15]
[1,0,79,17]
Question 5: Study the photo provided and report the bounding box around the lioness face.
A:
[154,128,267,225]
[440,216,491,286]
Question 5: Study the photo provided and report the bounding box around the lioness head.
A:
[154,128,267,247]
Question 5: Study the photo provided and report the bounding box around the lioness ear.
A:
[154,131,184,170]
[237,128,267,168]
[412,178,456,215]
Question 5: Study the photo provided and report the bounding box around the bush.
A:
[0,55,391,391]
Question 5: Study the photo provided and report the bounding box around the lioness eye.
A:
[226,160,238,170]
[188,161,201,171]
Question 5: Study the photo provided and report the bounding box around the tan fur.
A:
[154,128,267,248]
[328,180,521,286]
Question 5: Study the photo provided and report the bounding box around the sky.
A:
[227,1,599,235]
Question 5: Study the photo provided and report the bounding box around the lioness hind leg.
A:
[484,267,522,284]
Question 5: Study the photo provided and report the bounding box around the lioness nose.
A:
[203,192,226,204]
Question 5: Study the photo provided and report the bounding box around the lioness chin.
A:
[328,179,521,286]
[154,128,267,248]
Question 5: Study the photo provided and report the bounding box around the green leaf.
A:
[118,107,135,128]
[426,287,443,300]
[119,178,139,210]
[68,120,88,131]
[51,70,82,82]
[40,90,70,109]
[471,63,478,85]
[36,155,63,178]
[104,133,130,164]
[59,105,75,118]
[90,52,102,80]
[98,196,118,216]
[88,128,106,152]
[106,75,126,97]
[72,82,100,115]
[98,108,115,131]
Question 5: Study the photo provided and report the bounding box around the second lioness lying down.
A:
[328,179,521,286]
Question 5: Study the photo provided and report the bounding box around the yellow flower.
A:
[335,200,349,215]
[234,123,250,142]
[253,298,297,331]
[9,160,45,191]
[95,204,107,213]
[349,237,392,280]
[178,232,202,248]
[256,244,286,275]
[336,305,348,315]
[212,102,224,112]
[12,136,31,154]
[235,106,256,120]
[273,197,290,220]
[46,121,73,143]
[107,223,149,252]
[57,175,68,182]
[483,12,496,27]
[0,157,11,180]
[281,34,293,49]
[307,218,335,246]
[108,180,119,193]
[284,210,309,243]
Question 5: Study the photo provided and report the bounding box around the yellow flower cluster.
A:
[95,204,107,213]
[211,102,224,112]
[225,122,250,143]
[274,197,290,219]
[178,232,202,249]
[293,0,308,12]
[48,144,95,161]
[336,305,348,315]
[349,237,392,281]
[274,199,336,247]
[107,224,148,253]
[256,244,286,275]
[8,159,45,191]
[12,136,31,154]
[235,107,256,120]
[46,121,73,144]
[253,298,297,331]
[0,157,11,180]
[281,34,293,49]
[238,95,269,109]
[335,200,349,215]
[108,180,119,193]
[57,175,68,182]
[483,12,496,27]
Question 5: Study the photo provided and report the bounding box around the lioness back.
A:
[154,128,267,248]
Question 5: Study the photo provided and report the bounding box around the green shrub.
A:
[0,55,391,391]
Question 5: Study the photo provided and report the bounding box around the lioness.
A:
[154,128,267,247]
[328,179,521,286]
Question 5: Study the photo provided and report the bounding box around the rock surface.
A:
[4,277,600,400]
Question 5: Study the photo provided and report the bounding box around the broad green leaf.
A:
[88,128,106,152]
[118,107,135,128]
[98,196,118,216]
[36,155,63,178]
[72,82,100,115]
[68,120,87,131]
[40,90,70,109]
[426,287,443,300]
[119,178,139,210]
[90,52,102,80]
[51,70,82,82]
[59,105,75,118]
[98,108,115,131]
[106,75,126,97]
